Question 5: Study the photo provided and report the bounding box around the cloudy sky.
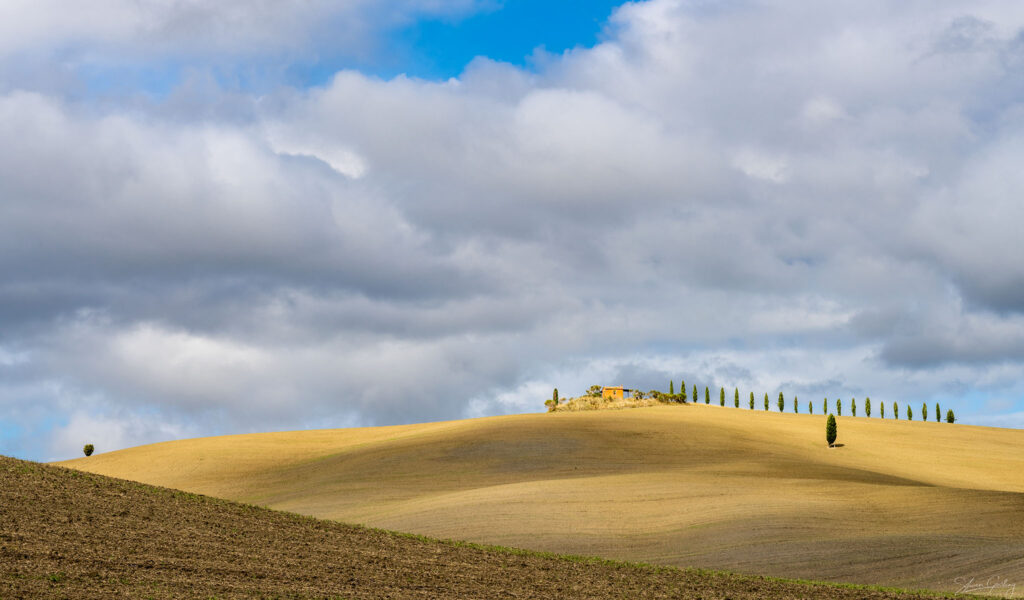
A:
[3,0,1024,461]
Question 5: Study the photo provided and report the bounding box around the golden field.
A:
[57,404,1024,596]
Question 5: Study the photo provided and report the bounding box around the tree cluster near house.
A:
[543,384,958,426]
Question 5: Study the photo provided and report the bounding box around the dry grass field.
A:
[57,404,1024,597]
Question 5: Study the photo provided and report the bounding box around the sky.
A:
[3,0,1024,461]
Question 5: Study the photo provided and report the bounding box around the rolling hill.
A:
[56,404,1024,596]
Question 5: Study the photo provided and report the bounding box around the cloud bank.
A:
[3,0,1024,460]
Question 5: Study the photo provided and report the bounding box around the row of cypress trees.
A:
[668,382,956,423]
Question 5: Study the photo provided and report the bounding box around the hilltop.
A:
[1,454,981,599]
[57,404,1024,596]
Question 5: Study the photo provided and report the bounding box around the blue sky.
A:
[2,0,1024,461]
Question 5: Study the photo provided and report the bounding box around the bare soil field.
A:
[57,404,1024,596]
[2,455,985,599]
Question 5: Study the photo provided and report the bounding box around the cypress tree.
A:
[777,392,784,412]
[837,398,842,416]
[946,409,955,423]
[669,381,674,396]
[881,402,885,418]
[681,379,687,402]
[705,387,710,404]
[824,397,828,414]
[749,391,754,409]
[893,401,899,420]
[734,387,739,408]
[907,405,913,420]
[865,397,871,417]
[693,384,698,406]
[794,396,798,413]
[936,402,941,422]
[826,414,837,447]
[852,398,856,417]
[720,387,725,406]
[809,400,814,414]
[922,402,927,421]
[553,388,559,406]
[764,393,769,411]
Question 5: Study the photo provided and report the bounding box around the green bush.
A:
[946,409,956,423]
[826,414,837,447]
[83,444,94,457]
[587,385,602,397]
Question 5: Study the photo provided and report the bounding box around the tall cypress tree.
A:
[922,402,927,421]
[777,392,784,412]
[809,400,814,414]
[881,401,885,418]
[669,381,674,396]
[680,379,687,402]
[865,397,871,417]
[837,398,842,416]
[764,393,769,411]
[749,391,754,409]
[693,384,698,406]
[893,401,899,420]
[907,405,913,420]
[794,396,799,413]
[553,388,559,406]
[826,414,837,447]
[734,387,739,408]
[851,398,856,417]
[720,387,725,406]
[705,387,710,404]
[935,402,940,422]
[824,397,829,414]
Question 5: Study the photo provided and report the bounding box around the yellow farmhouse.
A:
[601,386,625,400]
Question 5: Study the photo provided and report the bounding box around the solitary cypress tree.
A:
[705,387,710,404]
[669,381,674,396]
[907,405,913,420]
[922,402,927,421]
[777,392,784,412]
[946,409,955,423]
[734,387,739,408]
[837,398,842,416]
[749,391,755,409]
[794,396,798,413]
[881,401,885,418]
[826,414,837,447]
[865,397,871,417]
[720,387,725,406]
[935,402,940,422]
[764,393,769,411]
[893,401,899,420]
[851,398,856,417]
